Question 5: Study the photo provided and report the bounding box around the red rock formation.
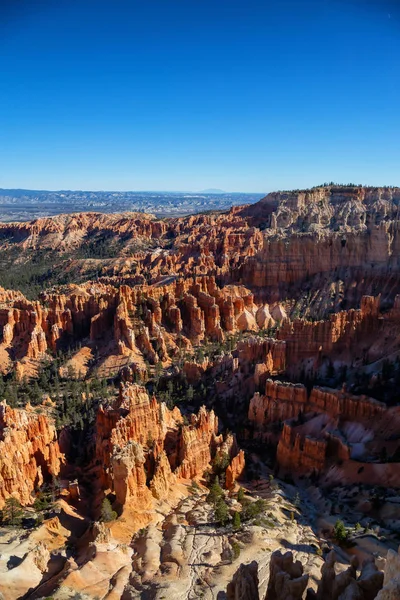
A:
[0,277,271,375]
[249,380,308,428]
[277,423,327,474]
[277,296,381,371]
[176,406,219,479]
[309,387,386,420]
[111,441,153,508]
[0,401,63,508]
[237,337,286,375]
[249,381,386,433]
[150,450,176,500]
[2,186,400,301]
[95,383,240,515]
[96,383,182,494]
[247,378,391,476]
[225,449,245,489]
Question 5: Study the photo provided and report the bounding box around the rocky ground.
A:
[0,481,326,600]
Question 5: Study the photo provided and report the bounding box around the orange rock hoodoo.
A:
[249,380,393,477]
[0,186,399,596]
[0,276,276,378]
[249,380,386,431]
[0,401,63,508]
[96,383,244,512]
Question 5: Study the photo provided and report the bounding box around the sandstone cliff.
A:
[95,383,244,521]
[0,401,63,508]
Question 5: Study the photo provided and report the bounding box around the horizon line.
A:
[0,187,266,195]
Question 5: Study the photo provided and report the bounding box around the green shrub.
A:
[100,498,117,522]
[213,452,230,472]
[188,480,201,495]
[215,498,229,526]
[0,497,24,526]
[207,481,224,505]
[334,519,348,544]
[231,540,241,560]
[242,498,267,521]
[232,511,241,530]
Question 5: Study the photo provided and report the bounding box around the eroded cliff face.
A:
[0,278,390,394]
[240,186,400,293]
[377,546,400,599]
[1,186,400,377]
[307,551,384,600]
[0,186,399,598]
[249,380,386,432]
[248,380,400,482]
[249,380,308,428]
[0,277,284,379]
[0,400,63,508]
[95,383,244,521]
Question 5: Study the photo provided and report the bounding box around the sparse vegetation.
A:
[188,479,201,495]
[241,498,267,522]
[100,498,117,522]
[232,511,241,530]
[207,481,224,505]
[237,487,245,503]
[214,497,229,526]
[0,497,24,526]
[333,519,348,544]
[230,540,241,560]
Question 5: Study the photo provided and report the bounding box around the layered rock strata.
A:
[96,383,244,517]
[0,400,63,508]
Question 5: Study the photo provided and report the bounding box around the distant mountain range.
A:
[0,188,264,222]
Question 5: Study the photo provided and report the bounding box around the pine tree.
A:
[334,519,348,544]
[207,481,223,505]
[1,497,24,526]
[101,498,117,522]
[215,498,229,526]
[232,511,241,530]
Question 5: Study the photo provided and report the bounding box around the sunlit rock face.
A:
[96,383,244,517]
[0,186,400,599]
[0,400,63,508]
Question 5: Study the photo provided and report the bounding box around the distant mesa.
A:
[197,188,226,194]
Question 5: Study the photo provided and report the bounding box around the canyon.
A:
[0,185,399,599]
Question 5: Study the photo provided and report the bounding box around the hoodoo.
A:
[1,186,400,599]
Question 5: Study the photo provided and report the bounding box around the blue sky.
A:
[0,0,399,192]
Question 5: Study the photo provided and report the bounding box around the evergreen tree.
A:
[167,380,174,397]
[215,498,229,526]
[101,498,117,522]
[207,481,224,505]
[212,452,230,475]
[1,497,24,526]
[237,487,245,503]
[232,510,241,530]
[334,519,348,544]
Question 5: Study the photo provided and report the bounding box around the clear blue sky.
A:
[0,0,399,192]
